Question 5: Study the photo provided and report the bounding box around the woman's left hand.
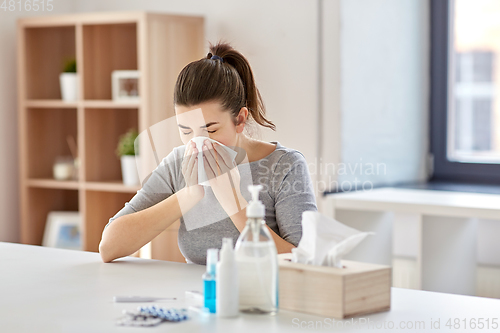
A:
[202,140,246,217]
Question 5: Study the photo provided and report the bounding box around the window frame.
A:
[430,0,500,184]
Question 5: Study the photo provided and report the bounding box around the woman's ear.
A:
[235,107,248,133]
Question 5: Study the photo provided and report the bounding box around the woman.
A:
[99,42,317,264]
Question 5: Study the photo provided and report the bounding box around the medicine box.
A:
[278,253,391,319]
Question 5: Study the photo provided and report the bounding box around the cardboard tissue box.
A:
[278,211,391,318]
[278,253,391,318]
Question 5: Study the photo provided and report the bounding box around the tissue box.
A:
[278,253,391,318]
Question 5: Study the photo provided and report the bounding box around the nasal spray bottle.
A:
[203,248,218,314]
[216,238,239,317]
[234,185,279,315]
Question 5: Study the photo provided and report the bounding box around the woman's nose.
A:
[192,130,206,138]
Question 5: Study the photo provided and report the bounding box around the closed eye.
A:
[182,130,215,135]
[178,122,219,134]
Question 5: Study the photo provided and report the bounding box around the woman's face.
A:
[175,101,246,147]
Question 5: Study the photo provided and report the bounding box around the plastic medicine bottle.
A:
[216,238,239,318]
[203,248,218,313]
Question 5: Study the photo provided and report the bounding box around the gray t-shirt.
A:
[105,141,318,265]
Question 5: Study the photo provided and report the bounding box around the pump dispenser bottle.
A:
[234,185,279,315]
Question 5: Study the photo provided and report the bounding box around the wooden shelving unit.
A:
[17,12,204,262]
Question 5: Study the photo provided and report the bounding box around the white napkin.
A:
[291,211,375,268]
[188,136,238,186]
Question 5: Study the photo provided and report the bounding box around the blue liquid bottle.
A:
[203,248,218,313]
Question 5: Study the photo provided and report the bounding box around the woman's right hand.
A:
[181,141,204,200]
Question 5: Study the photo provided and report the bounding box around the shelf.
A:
[27,178,79,190]
[25,26,76,100]
[23,188,79,246]
[25,100,78,108]
[24,100,140,108]
[83,100,140,108]
[26,178,141,193]
[83,23,138,100]
[84,107,138,182]
[27,107,77,179]
[84,181,140,193]
[19,12,204,262]
[84,190,135,252]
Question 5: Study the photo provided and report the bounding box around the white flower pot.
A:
[120,155,139,186]
[53,161,74,180]
[59,73,78,101]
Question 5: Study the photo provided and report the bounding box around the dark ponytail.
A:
[174,41,276,131]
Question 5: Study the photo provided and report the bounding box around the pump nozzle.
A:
[206,248,219,275]
[247,185,265,218]
[248,185,263,202]
[220,238,234,262]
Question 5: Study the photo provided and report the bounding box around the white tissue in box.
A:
[188,136,238,186]
[291,211,374,268]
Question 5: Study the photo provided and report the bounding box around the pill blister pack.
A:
[116,305,189,327]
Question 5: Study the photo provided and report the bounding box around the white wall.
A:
[338,0,429,188]
[318,0,342,210]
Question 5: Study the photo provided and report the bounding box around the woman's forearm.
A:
[229,204,296,254]
[99,186,203,263]
[266,226,296,254]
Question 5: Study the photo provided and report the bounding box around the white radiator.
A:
[476,265,500,299]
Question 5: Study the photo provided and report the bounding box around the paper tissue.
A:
[188,136,238,186]
[291,211,375,268]
[278,210,392,319]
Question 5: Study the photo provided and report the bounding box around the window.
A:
[431,0,500,183]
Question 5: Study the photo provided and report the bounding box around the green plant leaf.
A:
[62,58,77,73]
[116,128,139,157]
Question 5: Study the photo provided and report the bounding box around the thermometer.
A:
[113,296,176,303]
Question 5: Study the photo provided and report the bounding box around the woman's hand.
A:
[202,140,247,217]
[181,141,204,201]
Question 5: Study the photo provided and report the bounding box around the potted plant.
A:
[59,58,78,101]
[116,129,139,186]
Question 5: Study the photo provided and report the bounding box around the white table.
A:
[326,187,500,296]
[1,242,500,332]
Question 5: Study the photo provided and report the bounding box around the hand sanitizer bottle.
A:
[235,185,279,315]
[216,238,239,318]
[203,248,218,314]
